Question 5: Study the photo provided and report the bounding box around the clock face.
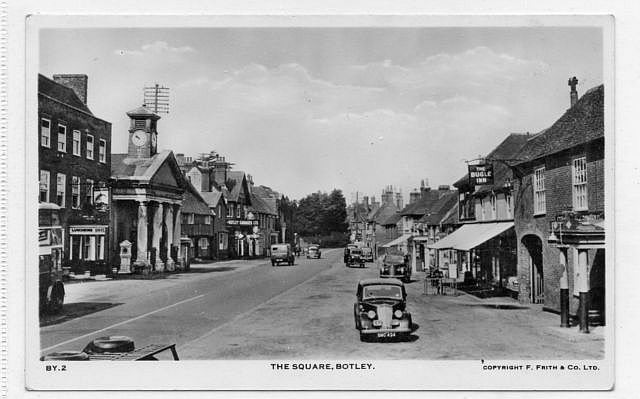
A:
[131,130,147,146]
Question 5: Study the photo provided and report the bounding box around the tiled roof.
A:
[249,193,277,215]
[370,202,399,224]
[381,212,402,226]
[38,74,92,115]
[400,189,454,216]
[183,180,213,215]
[513,84,604,165]
[440,202,459,226]
[418,192,459,225]
[453,133,529,192]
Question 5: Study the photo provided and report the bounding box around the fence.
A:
[423,278,459,296]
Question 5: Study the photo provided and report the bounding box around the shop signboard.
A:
[227,219,259,227]
[468,164,494,185]
[93,188,110,213]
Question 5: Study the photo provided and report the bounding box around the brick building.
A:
[429,133,528,291]
[181,180,216,260]
[511,83,605,326]
[38,74,112,274]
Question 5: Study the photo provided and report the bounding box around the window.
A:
[187,213,195,224]
[198,237,209,249]
[227,204,234,218]
[57,124,67,152]
[490,194,497,219]
[506,193,513,218]
[39,170,50,202]
[41,119,51,148]
[534,167,546,215]
[71,176,80,209]
[479,198,485,220]
[236,205,241,218]
[204,215,212,224]
[218,205,222,217]
[218,232,227,250]
[56,173,66,207]
[85,178,94,206]
[72,130,81,156]
[86,134,94,160]
[572,157,588,211]
[99,139,106,163]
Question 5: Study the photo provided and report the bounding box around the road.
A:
[41,248,604,359]
[40,249,339,356]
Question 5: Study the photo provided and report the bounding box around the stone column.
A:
[165,204,175,271]
[173,205,182,268]
[134,200,150,269]
[576,249,590,333]
[151,202,164,272]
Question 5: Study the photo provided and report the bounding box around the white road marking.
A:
[41,294,206,353]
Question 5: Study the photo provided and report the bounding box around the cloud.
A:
[114,41,196,57]
[168,46,548,197]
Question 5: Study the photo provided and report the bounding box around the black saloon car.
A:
[353,278,412,341]
[379,254,411,282]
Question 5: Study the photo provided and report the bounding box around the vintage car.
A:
[379,254,411,282]
[307,245,321,259]
[361,247,374,262]
[344,244,358,264]
[270,244,295,266]
[347,248,365,268]
[353,278,412,341]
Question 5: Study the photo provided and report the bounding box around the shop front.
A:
[428,222,517,294]
[227,218,259,258]
[68,225,109,274]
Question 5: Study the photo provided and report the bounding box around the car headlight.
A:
[394,310,403,318]
[367,310,376,319]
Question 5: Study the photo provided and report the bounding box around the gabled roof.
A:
[513,84,604,165]
[225,171,249,203]
[183,180,214,216]
[199,189,225,208]
[111,150,185,187]
[440,202,459,226]
[400,189,454,217]
[38,74,92,115]
[418,192,459,225]
[454,133,529,192]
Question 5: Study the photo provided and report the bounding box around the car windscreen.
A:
[384,255,405,264]
[271,246,288,252]
[362,284,402,299]
[350,249,362,255]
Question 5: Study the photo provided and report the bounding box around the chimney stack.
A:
[53,74,88,105]
[568,76,579,108]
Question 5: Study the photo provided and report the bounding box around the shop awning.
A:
[381,233,412,248]
[427,222,514,251]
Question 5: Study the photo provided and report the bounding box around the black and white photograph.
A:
[9,8,625,393]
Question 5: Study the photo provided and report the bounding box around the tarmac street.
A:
[40,248,604,360]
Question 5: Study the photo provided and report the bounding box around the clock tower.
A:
[126,106,161,158]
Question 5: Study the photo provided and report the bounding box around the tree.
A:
[292,189,349,236]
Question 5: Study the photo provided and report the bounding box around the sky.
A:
[39,27,603,202]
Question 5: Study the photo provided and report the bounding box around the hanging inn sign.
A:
[468,164,494,185]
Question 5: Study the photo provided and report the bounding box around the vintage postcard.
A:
[13,11,617,392]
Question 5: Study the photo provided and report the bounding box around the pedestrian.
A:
[436,267,444,294]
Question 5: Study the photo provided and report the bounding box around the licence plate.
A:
[377,332,396,338]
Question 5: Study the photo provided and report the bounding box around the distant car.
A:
[361,247,374,262]
[379,254,411,283]
[307,246,321,259]
[271,244,295,266]
[344,244,358,264]
[347,248,365,268]
[353,278,412,341]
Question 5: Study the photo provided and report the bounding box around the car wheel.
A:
[47,284,64,314]
[359,332,368,342]
[272,261,276,266]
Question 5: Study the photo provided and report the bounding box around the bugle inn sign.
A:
[468,164,494,185]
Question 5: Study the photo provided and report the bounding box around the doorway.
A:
[523,235,544,304]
